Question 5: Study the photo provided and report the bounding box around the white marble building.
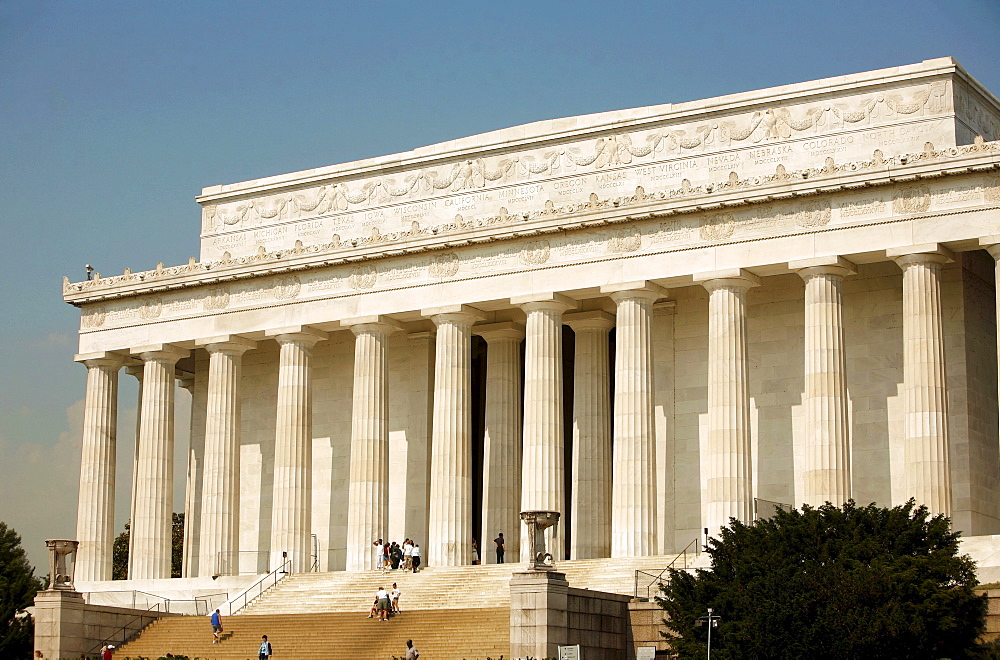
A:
[67,58,1000,583]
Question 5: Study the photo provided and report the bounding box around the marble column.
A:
[424,305,485,567]
[889,245,954,517]
[564,311,613,560]
[603,282,666,557]
[128,344,188,580]
[343,317,400,572]
[512,292,576,560]
[124,365,143,568]
[267,326,326,573]
[476,321,524,564]
[791,257,856,508]
[177,374,199,578]
[980,237,1000,435]
[695,269,759,539]
[74,352,124,582]
[195,336,255,576]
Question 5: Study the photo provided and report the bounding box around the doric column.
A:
[267,326,326,573]
[342,317,401,572]
[424,305,486,567]
[195,336,255,577]
[602,282,666,557]
[791,257,855,508]
[177,374,199,578]
[124,365,143,568]
[476,321,525,564]
[74,352,125,582]
[129,344,188,580]
[889,245,954,516]
[512,292,576,560]
[980,237,1000,434]
[564,311,613,559]
[695,269,759,539]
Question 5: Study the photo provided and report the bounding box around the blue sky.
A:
[1,0,998,572]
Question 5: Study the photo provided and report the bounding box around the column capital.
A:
[195,335,257,355]
[422,304,488,326]
[789,256,857,280]
[693,268,761,292]
[475,321,525,342]
[564,310,615,332]
[74,351,127,369]
[341,315,403,336]
[887,244,954,267]
[600,281,668,303]
[511,292,577,314]
[265,325,327,347]
[979,236,1000,259]
[131,344,189,363]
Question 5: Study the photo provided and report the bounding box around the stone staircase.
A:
[240,555,688,615]
[114,609,509,660]
[114,555,692,659]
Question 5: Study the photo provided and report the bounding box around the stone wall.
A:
[34,590,178,660]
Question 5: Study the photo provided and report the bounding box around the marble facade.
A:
[67,58,1000,582]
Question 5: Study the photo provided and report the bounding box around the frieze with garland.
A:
[200,82,954,238]
[66,138,1000,314]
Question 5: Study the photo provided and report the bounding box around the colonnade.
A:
[75,245,963,581]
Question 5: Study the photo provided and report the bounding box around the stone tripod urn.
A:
[520,510,560,570]
[45,539,79,591]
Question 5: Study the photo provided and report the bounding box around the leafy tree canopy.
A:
[658,500,987,659]
[0,522,45,659]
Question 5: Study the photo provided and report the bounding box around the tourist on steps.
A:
[391,582,401,612]
[258,634,272,659]
[495,533,505,564]
[376,585,391,621]
[405,639,419,659]
[211,609,223,643]
[472,538,480,564]
[411,543,421,572]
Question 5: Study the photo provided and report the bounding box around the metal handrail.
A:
[86,589,229,615]
[85,602,165,658]
[225,558,292,615]
[633,538,701,600]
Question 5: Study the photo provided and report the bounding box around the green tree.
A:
[658,500,986,659]
[0,522,45,659]
[112,513,185,580]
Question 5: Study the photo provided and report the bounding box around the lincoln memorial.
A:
[64,57,1000,589]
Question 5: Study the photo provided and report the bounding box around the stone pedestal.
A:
[509,570,571,660]
[33,588,87,660]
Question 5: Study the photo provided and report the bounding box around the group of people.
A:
[367,582,403,620]
[207,609,272,660]
[372,538,422,572]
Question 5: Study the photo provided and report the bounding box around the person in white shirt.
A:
[373,539,383,571]
[376,586,391,621]
[258,634,272,659]
[411,543,421,572]
[402,539,413,570]
[391,582,402,612]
